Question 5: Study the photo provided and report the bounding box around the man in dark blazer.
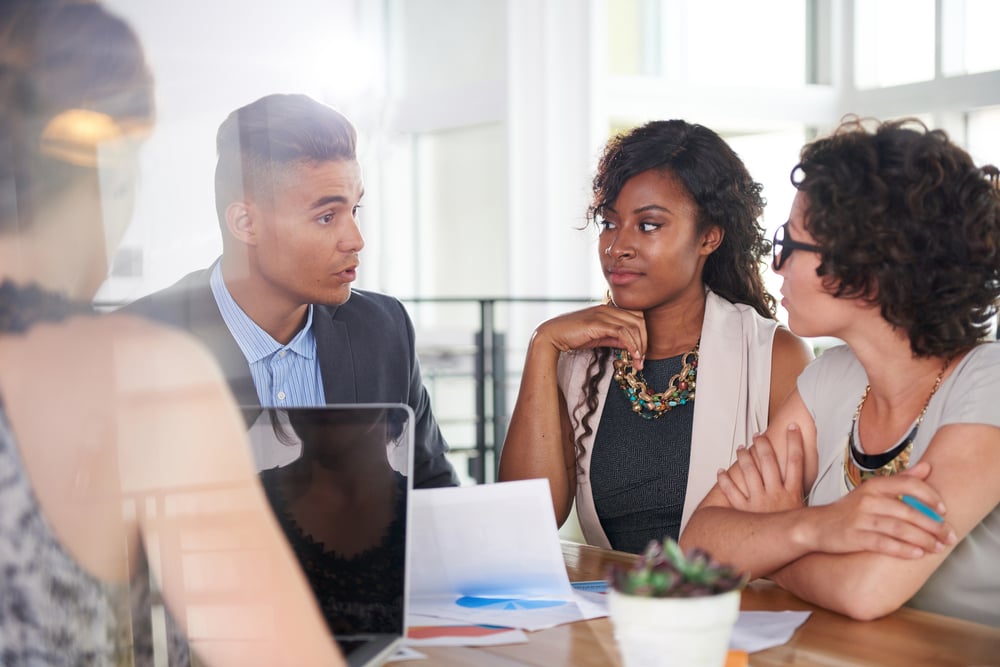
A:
[124,93,458,488]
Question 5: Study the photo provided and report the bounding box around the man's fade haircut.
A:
[213,93,357,224]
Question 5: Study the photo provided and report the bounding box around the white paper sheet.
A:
[409,590,608,632]
[408,479,606,631]
[410,479,572,598]
[729,610,811,653]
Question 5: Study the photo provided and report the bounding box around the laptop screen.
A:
[242,404,413,665]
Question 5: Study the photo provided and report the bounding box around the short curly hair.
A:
[589,119,775,319]
[793,117,1000,357]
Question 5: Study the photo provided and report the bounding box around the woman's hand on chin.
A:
[533,304,647,367]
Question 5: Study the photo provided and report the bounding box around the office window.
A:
[608,0,806,85]
[942,0,1000,76]
[678,1,806,85]
[968,107,1000,167]
[414,124,509,300]
[726,128,808,323]
[960,0,1000,74]
[387,0,505,96]
[854,0,935,89]
[608,0,646,76]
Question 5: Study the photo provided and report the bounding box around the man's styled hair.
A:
[213,93,357,224]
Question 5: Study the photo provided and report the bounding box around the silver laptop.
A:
[242,404,413,667]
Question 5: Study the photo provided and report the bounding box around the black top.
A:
[0,279,93,332]
[259,467,407,636]
[590,353,694,554]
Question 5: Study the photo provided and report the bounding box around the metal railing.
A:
[405,301,1000,485]
[398,297,594,486]
[100,295,596,485]
[97,295,1000,485]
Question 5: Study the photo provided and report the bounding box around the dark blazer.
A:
[122,264,460,488]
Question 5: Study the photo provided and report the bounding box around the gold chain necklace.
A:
[612,341,699,420]
[842,357,952,489]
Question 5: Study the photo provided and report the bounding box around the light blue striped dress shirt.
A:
[209,263,326,407]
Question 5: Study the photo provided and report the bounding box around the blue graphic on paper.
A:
[571,580,609,593]
[455,596,567,610]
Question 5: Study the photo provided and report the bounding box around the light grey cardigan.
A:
[557,290,780,548]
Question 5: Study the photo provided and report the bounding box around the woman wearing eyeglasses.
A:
[680,117,1000,626]
[499,120,813,554]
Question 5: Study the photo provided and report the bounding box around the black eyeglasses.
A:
[772,222,822,271]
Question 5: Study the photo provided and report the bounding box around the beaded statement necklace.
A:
[613,341,699,420]
[842,357,952,490]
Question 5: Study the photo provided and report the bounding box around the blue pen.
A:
[901,494,944,523]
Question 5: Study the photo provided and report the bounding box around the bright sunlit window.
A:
[608,0,806,85]
[854,0,935,89]
[968,107,1000,167]
[943,0,1000,76]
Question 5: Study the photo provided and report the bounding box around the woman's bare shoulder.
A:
[772,327,814,372]
[1,313,228,397]
[102,312,226,384]
[767,327,814,419]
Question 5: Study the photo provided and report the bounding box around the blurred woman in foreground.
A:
[0,1,346,663]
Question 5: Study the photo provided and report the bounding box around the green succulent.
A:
[607,538,748,598]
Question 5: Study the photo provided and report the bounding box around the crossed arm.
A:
[679,389,1000,620]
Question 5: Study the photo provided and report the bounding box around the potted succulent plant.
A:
[606,537,748,667]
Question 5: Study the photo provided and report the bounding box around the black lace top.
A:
[259,467,407,636]
[0,280,94,332]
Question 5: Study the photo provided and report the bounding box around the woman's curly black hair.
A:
[588,119,775,319]
[793,116,1000,358]
[572,120,777,466]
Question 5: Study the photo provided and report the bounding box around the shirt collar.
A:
[209,261,317,364]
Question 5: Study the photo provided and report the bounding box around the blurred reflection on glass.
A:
[248,407,410,636]
[0,2,347,665]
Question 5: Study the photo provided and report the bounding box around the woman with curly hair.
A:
[499,120,812,554]
[681,118,1000,626]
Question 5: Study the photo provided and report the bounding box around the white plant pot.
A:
[608,588,741,667]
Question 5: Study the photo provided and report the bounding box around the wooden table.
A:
[391,541,1000,666]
